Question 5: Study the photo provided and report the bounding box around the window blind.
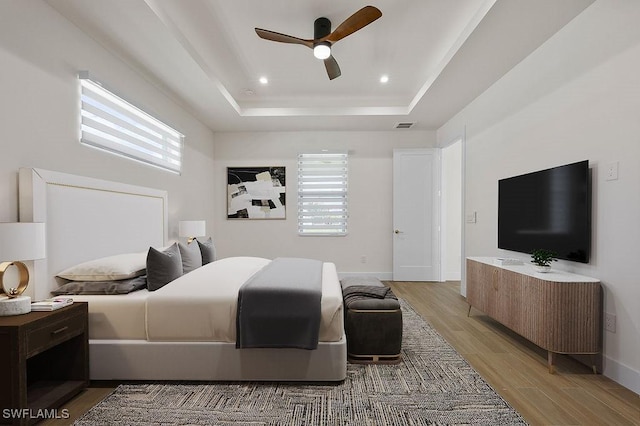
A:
[79,74,184,174]
[297,152,348,236]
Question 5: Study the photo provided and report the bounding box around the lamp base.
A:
[0,295,31,316]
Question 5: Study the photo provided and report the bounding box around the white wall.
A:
[213,131,435,277]
[438,0,640,393]
[0,0,216,239]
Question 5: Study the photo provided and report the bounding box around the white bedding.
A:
[71,290,149,339]
[70,257,344,343]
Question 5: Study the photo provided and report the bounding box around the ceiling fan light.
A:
[313,43,331,60]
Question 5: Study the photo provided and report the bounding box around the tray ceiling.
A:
[46,0,594,131]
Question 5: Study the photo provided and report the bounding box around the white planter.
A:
[532,264,552,273]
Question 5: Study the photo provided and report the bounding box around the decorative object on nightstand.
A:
[0,222,46,316]
[530,248,557,273]
[30,296,74,312]
[178,220,206,244]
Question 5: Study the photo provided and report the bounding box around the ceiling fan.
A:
[255,5,382,80]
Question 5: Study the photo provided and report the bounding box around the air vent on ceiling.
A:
[394,122,415,129]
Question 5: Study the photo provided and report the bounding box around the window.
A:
[297,152,348,235]
[79,72,184,174]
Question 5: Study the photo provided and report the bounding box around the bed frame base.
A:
[89,336,347,382]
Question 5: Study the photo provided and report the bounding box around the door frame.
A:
[440,138,464,282]
[439,129,467,295]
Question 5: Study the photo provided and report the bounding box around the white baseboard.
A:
[445,271,461,281]
[339,272,458,282]
[338,272,393,281]
[604,355,640,395]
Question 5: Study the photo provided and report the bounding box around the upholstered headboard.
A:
[18,168,168,300]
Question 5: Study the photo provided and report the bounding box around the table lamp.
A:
[0,223,46,316]
[178,220,206,244]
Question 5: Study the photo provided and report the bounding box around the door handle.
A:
[394,229,403,234]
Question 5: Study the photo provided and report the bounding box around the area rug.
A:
[75,300,527,425]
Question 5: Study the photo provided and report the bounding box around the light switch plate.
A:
[466,212,477,223]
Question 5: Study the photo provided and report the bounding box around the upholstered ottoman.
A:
[340,277,403,364]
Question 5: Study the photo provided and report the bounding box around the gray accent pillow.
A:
[146,243,183,291]
[197,237,216,265]
[52,275,148,295]
[178,241,202,274]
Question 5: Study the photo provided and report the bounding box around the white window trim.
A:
[78,71,184,174]
[297,151,348,236]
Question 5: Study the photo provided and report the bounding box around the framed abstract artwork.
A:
[227,167,286,219]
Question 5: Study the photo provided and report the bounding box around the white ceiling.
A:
[46,0,594,132]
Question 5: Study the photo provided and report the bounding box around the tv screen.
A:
[498,160,590,263]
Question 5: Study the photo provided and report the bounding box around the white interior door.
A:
[393,149,441,281]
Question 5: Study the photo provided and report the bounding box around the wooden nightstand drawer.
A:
[26,312,85,358]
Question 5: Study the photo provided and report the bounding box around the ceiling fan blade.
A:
[255,28,313,48]
[324,6,382,44]
[324,55,341,80]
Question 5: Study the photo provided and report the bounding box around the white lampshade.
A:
[178,220,206,238]
[0,223,46,261]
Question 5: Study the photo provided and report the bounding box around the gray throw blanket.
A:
[342,285,397,308]
[236,258,323,350]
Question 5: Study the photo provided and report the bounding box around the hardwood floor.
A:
[43,281,639,425]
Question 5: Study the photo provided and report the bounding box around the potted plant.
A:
[530,249,557,272]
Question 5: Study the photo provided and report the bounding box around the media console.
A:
[466,257,601,374]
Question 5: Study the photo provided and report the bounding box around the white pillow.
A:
[57,252,147,281]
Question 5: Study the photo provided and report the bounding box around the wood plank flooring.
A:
[42,281,639,425]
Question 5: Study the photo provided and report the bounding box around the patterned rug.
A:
[75,300,526,425]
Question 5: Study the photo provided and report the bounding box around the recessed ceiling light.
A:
[380,75,389,83]
[259,76,268,85]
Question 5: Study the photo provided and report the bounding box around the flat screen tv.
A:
[498,160,591,263]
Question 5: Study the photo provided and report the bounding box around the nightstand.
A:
[0,302,89,425]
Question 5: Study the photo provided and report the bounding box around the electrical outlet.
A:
[605,312,616,333]
[360,255,367,264]
[606,162,619,181]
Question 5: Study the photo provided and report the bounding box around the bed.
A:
[18,168,347,381]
